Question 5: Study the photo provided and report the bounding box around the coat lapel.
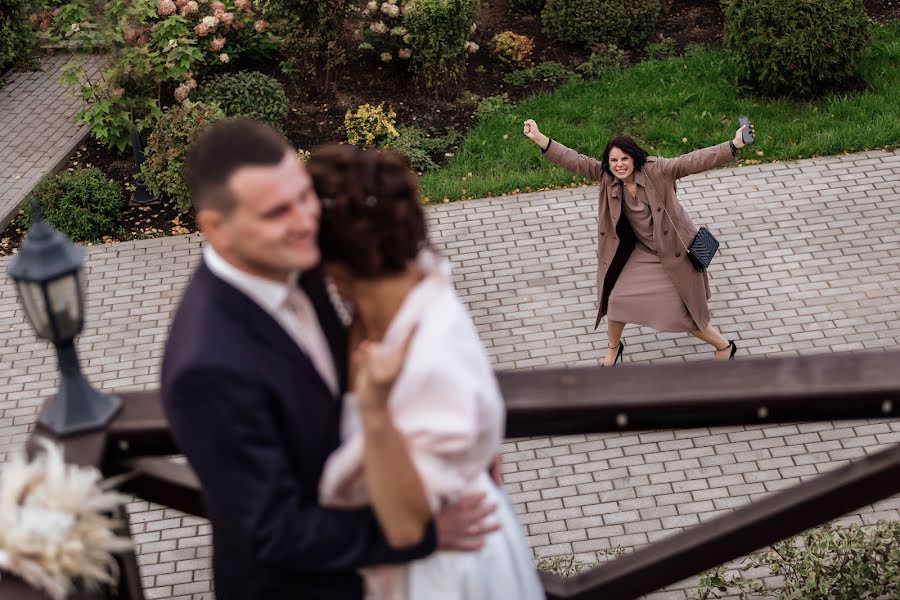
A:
[607,179,622,224]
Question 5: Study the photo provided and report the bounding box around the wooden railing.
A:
[6,350,900,599]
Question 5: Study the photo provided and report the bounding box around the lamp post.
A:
[7,203,122,436]
[129,121,159,206]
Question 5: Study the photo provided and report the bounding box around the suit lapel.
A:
[199,263,340,401]
[299,269,349,394]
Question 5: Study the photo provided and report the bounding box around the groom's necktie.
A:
[283,285,339,396]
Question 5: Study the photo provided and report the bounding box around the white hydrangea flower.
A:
[390,26,407,37]
[402,33,411,44]
[381,2,400,17]
[370,21,388,34]
[359,42,374,51]
[201,15,218,28]
[380,51,392,62]
[366,0,378,10]
[464,41,479,54]
[470,23,477,33]
[398,48,411,59]
[401,1,415,16]
[219,52,229,63]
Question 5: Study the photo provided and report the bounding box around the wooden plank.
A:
[119,457,206,518]
[500,350,900,436]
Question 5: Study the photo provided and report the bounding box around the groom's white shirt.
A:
[203,245,338,395]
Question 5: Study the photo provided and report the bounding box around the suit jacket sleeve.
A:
[654,141,734,180]
[542,139,605,181]
[165,366,436,571]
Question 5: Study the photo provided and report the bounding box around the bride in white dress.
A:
[311,145,544,600]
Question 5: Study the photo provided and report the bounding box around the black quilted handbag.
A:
[685,226,719,272]
[648,177,720,273]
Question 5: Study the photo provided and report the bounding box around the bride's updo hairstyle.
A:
[307,144,427,279]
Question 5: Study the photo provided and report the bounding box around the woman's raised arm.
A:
[525,119,604,181]
[657,124,753,180]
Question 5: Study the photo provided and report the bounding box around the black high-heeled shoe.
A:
[716,340,737,360]
[604,340,625,367]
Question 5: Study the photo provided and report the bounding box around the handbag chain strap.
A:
[641,175,691,253]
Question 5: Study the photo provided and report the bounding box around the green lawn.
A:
[420,22,900,202]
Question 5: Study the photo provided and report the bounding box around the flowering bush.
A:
[262,0,356,95]
[141,100,225,212]
[359,0,413,62]
[59,0,277,153]
[359,0,479,96]
[344,103,399,147]
[28,1,109,51]
[490,31,534,67]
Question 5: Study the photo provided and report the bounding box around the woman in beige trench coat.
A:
[523,120,752,366]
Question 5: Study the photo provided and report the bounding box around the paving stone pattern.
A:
[1,149,899,599]
[0,54,107,230]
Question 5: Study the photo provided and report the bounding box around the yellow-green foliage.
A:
[491,31,534,67]
[344,103,399,147]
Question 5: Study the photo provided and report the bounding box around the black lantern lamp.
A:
[7,203,122,436]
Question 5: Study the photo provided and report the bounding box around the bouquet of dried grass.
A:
[0,439,132,599]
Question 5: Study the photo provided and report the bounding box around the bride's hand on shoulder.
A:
[352,324,418,412]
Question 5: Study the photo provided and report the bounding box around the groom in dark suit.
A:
[161,119,497,600]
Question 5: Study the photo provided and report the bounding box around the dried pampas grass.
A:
[0,439,133,599]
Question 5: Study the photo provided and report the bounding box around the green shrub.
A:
[723,0,870,98]
[577,43,628,79]
[491,31,534,67]
[382,126,455,172]
[541,0,660,49]
[21,168,124,242]
[196,71,289,130]
[344,102,399,147]
[405,0,479,95]
[511,0,544,14]
[692,521,900,599]
[473,93,511,121]
[504,61,577,87]
[264,0,356,95]
[1,0,35,74]
[142,101,225,213]
[646,36,676,60]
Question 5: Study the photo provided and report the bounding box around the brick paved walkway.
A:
[1,148,898,599]
[0,53,107,230]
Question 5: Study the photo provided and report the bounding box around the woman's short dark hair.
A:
[307,144,427,279]
[601,136,650,177]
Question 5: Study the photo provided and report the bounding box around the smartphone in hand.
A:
[738,116,755,145]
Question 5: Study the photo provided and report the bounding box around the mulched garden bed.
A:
[1,0,897,256]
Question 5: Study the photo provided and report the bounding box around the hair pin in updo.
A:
[364,195,378,207]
